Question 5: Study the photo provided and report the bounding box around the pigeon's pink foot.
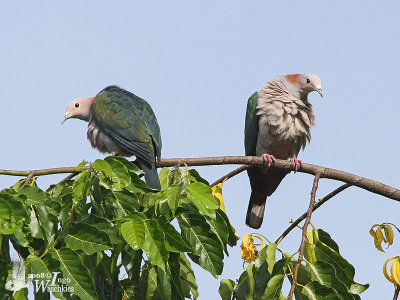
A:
[290,158,303,172]
[262,153,276,168]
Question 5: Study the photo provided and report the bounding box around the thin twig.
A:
[288,173,321,300]
[57,173,77,185]
[0,156,399,201]
[394,285,400,300]
[275,183,352,244]
[210,165,250,187]
[172,160,183,184]
[20,171,35,189]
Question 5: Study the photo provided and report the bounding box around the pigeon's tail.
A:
[246,196,266,229]
[140,160,161,190]
[245,168,289,229]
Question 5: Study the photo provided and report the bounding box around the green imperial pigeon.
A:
[62,86,162,189]
[245,74,323,229]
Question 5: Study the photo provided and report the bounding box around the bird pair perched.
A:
[62,73,323,229]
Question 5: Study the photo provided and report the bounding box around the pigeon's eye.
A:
[306,78,311,84]
[75,103,80,108]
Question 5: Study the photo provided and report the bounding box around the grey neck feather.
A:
[278,78,309,102]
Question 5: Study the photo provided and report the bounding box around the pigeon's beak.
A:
[316,88,323,98]
[61,112,70,124]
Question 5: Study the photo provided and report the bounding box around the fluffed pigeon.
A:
[245,74,323,229]
[62,85,162,189]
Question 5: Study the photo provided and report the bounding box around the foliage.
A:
[0,157,237,299]
[219,229,369,300]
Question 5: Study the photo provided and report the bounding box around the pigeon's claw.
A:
[290,158,303,172]
[262,153,276,168]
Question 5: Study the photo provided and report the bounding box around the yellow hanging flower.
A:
[240,234,266,265]
[212,178,239,241]
[369,224,394,252]
[212,178,228,212]
[383,256,400,286]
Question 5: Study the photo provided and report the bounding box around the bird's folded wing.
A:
[244,92,260,156]
[92,91,160,164]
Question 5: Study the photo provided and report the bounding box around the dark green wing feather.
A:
[244,92,259,156]
[92,86,162,165]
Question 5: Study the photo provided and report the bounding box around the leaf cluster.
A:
[219,229,369,300]
[0,157,237,299]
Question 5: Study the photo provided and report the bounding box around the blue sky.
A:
[1,1,400,299]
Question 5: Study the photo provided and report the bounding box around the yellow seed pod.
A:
[383,256,400,286]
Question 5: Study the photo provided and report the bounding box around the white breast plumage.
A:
[255,80,315,158]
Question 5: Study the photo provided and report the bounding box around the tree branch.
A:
[394,285,400,300]
[0,156,399,201]
[288,173,321,300]
[275,183,352,244]
[210,165,250,187]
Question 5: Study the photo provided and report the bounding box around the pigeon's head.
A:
[62,97,95,124]
[284,73,323,100]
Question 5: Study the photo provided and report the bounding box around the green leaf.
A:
[109,156,140,173]
[219,279,235,300]
[206,210,230,255]
[72,170,93,203]
[167,252,185,300]
[93,157,132,191]
[92,159,113,177]
[266,243,277,274]
[112,190,140,214]
[0,219,23,234]
[187,169,210,185]
[305,261,355,299]
[179,214,223,278]
[0,194,28,235]
[29,208,44,239]
[104,156,131,190]
[159,222,193,253]
[233,264,254,300]
[301,281,342,300]
[159,167,170,190]
[313,230,358,289]
[142,219,169,270]
[135,261,164,299]
[64,223,112,255]
[261,274,284,300]
[17,185,48,205]
[35,205,57,246]
[49,248,97,299]
[186,183,219,220]
[216,209,238,247]
[27,254,66,300]
[349,282,369,295]
[0,193,29,221]
[121,220,145,250]
[179,253,199,299]
[78,214,120,244]
[254,247,272,297]
[13,288,29,300]
[274,257,291,274]
[166,185,184,215]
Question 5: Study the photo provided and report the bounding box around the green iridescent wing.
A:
[92,86,162,165]
[244,92,259,156]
